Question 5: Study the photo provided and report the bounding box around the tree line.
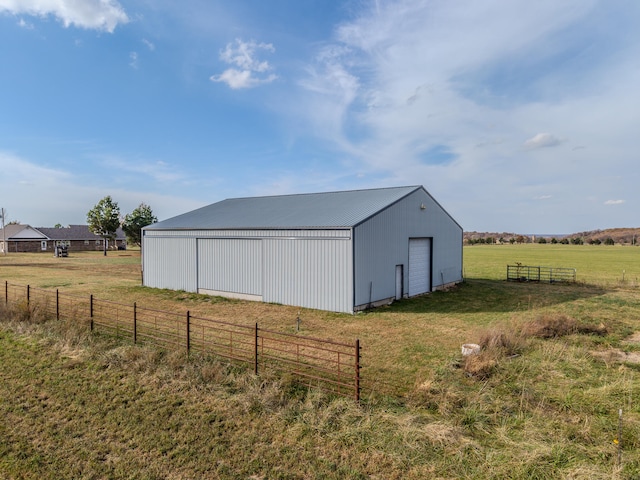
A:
[466,236,618,246]
[86,196,157,256]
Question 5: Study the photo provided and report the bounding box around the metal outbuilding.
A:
[142,186,463,313]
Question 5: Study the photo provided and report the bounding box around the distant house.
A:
[0,224,126,254]
[0,224,49,253]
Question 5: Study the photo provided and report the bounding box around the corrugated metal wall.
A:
[143,236,197,292]
[143,229,350,239]
[353,189,462,309]
[197,238,262,296]
[263,238,352,312]
[143,229,354,313]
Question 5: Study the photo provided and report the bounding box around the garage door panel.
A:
[198,239,262,295]
[409,238,431,296]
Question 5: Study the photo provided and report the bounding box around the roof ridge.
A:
[225,185,421,202]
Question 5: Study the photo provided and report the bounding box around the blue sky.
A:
[0,0,638,233]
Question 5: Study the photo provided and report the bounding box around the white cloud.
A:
[129,51,138,69]
[100,156,187,184]
[0,150,203,226]
[604,200,625,205]
[142,38,155,51]
[282,0,639,232]
[210,39,277,89]
[17,17,33,28]
[523,133,564,149]
[0,0,128,32]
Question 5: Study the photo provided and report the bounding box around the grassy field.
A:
[464,243,640,286]
[1,245,640,478]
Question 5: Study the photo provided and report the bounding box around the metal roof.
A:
[146,186,424,230]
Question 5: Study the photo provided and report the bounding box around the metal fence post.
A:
[27,284,30,306]
[56,289,59,320]
[5,281,7,304]
[355,339,361,404]
[90,294,94,331]
[254,323,259,375]
[133,302,137,344]
[186,311,190,355]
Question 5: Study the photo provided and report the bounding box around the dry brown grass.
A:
[522,313,579,338]
[462,351,499,379]
[463,313,609,379]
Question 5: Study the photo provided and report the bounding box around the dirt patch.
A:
[590,349,640,365]
[622,331,640,344]
[591,331,640,364]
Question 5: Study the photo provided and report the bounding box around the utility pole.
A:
[1,207,6,255]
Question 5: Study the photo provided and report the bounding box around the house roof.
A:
[146,186,427,230]
[1,224,125,241]
[0,224,48,240]
[37,225,126,241]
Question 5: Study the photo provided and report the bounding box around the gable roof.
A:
[0,224,48,240]
[146,186,426,230]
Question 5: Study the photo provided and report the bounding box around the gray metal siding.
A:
[197,239,262,295]
[143,229,354,313]
[353,189,462,308]
[263,238,353,312]
[143,236,197,292]
[143,229,350,239]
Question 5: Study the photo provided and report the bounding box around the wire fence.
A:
[2,281,361,402]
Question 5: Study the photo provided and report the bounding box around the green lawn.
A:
[464,243,640,286]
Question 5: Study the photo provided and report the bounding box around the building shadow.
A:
[384,278,609,314]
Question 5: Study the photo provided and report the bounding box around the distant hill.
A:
[464,228,640,245]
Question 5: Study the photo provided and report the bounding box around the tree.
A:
[122,203,158,247]
[87,196,121,256]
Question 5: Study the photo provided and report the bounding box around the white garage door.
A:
[408,238,431,296]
